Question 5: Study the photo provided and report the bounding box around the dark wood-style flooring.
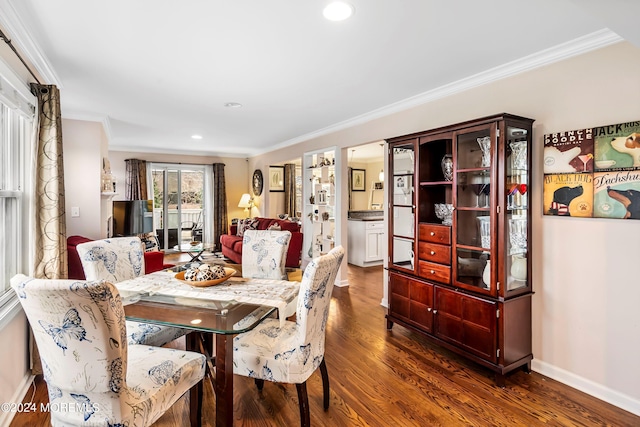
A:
[10,256,640,426]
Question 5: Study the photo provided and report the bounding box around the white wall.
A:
[0,311,31,427]
[245,41,640,414]
[62,119,103,239]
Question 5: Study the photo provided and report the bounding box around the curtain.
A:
[31,83,67,280]
[125,159,147,200]
[30,83,66,376]
[283,163,296,217]
[212,163,228,252]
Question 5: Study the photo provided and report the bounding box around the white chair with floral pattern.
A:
[76,236,189,347]
[233,246,344,427]
[241,229,292,280]
[11,274,206,427]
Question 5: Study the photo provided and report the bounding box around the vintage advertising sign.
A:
[543,173,593,217]
[543,120,640,219]
[593,170,640,219]
[543,128,594,174]
[593,121,640,171]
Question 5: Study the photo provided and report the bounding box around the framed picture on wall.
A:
[351,169,366,191]
[269,166,285,192]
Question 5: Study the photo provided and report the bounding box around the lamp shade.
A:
[238,193,252,208]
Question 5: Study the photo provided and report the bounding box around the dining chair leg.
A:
[295,382,310,427]
[254,378,264,391]
[189,378,203,427]
[320,358,330,410]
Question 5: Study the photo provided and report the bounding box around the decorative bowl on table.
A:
[175,264,237,287]
[434,203,454,226]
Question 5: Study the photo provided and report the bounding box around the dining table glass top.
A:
[117,269,300,334]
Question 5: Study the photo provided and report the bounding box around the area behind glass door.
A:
[454,125,494,293]
[390,143,415,271]
[505,124,529,293]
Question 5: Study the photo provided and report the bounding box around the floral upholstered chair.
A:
[234,246,344,427]
[11,274,205,427]
[241,229,292,280]
[76,236,189,347]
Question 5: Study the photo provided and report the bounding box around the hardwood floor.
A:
[10,261,640,426]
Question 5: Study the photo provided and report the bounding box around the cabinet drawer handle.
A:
[430,232,435,236]
[430,270,435,274]
[430,250,435,255]
[433,309,438,314]
[427,307,432,312]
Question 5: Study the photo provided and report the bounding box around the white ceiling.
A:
[1,1,638,159]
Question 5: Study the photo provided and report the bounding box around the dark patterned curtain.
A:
[213,163,228,251]
[31,83,67,280]
[125,159,147,200]
[283,163,296,216]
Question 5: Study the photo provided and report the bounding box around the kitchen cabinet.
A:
[347,219,384,267]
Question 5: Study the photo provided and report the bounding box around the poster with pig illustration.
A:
[593,121,640,171]
[543,128,594,174]
[543,173,593,217]
[593,170,640,219]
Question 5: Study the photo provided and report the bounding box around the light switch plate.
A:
[71,207,80,217]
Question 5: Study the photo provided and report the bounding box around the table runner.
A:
[116,270,300,327]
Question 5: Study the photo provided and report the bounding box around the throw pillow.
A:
[237,218,259,237]
[268,222,281,231]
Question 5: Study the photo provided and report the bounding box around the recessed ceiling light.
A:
[323,2,354,21]
[224,102,242,108]
[191,134,203,140]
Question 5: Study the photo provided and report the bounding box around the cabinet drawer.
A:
[419,223,451,244]
[365,221,385,230]
[418,242,451,265]
[418,260,451,284]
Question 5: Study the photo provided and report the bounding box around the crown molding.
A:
[262,29,622,156]
[0,0,62,86]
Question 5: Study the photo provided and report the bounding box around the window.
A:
[0,70,34,323]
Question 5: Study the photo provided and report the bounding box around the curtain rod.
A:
[0,28,42,85]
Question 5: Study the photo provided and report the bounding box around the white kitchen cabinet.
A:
[348,219,384,267]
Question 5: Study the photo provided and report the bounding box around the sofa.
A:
[220,217,303,267]
[67,235,172,280]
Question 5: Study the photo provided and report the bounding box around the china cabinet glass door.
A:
[453,124,496,294]
[390,141,416,272]
[504,123,530,295]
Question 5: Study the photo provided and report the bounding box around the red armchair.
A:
[67,235,170,280]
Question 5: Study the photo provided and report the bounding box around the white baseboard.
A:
[532,359,640,417]
[335,278,349,288]
[0,373,35,427]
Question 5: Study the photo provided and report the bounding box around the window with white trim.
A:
[0,86,33,315]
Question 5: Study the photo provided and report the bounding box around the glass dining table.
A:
[117,269,301,427]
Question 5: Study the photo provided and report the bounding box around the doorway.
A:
[151,164,207,250]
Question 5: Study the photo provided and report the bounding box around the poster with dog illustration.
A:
[543,173,593,217]
[593,171,640,219]
[593,121,640,171]
[543,128,594,174]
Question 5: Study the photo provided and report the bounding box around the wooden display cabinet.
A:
[386,113,534,386]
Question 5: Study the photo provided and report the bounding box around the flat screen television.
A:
[112,200,153,236]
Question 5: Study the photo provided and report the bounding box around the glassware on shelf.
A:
[477,216,490,249]
[507,183,519,209]
[510,140,527,170]
[477,136,491,167]
[508,217,527,255]
[434,203,454,226]
[441,154,453,181]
